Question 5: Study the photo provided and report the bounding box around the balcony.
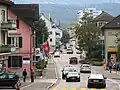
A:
[1,20,17,30]
[0,45,16,53]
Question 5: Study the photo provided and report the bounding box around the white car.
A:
[80,64,91,73]
[66,71,80,82]
[54,51,60,57]
[87,74,107,88]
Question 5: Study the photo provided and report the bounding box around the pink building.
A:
[7,4,39,76]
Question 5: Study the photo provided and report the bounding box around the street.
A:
[50,51,120,90]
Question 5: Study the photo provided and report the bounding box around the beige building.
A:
[102,15,120,67]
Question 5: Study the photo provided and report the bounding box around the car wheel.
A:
[12,85,16,89]
[77,78,80,82]
[87,84,91,88]
[66,79,69,82]
[103,84,106,88]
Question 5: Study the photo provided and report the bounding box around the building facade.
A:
[0,0,17,73]
[77,8,102,22]
[102,15,120,68]
[7,4,39,76]
[40,14,62,52]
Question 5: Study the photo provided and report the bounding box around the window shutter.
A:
[8,56,11,68]
[7,37,11,45]
[16,19,19,29]
[19,37,22,48]
[19,56,22,67]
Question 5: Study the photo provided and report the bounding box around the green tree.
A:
[34,18,49,47]
[74,13,101,59]
[61,30,70,45]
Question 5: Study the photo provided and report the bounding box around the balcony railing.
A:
[1,20,17,30]
[0,45,16,53]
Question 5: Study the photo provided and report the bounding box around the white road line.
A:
[107,78,120,90]
[21,82,36,89]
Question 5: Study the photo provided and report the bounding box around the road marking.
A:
[71,88,76,90]
[80,88,86,90]
[52,88,57,90]
[91,89,96,90]
[20,82,36,89]
[107,78,120,89]
[62,88,67,90]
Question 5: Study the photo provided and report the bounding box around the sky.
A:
[12,0,120,5]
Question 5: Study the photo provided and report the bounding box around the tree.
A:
[61,30,70,45]
[34,18,49,48]
[74,13,101,59]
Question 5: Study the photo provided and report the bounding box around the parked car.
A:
[61,66,75,79]
[76,50,82,54]
[80,64,91,73]
[69,57,78,64]
[0,73,21,88]
[67,49,73,54]
[66,71,80,82]
[54,51,60,57]
[87,74,107,88]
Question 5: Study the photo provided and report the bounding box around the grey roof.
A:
[9,4,39,26]
[102,15,120,29]
[94,11,114,22]
[0,0,14,6]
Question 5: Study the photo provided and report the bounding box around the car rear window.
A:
[8,74,15,79]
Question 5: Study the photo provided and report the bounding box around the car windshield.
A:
[68,72,78,75]
[64,67,74,71]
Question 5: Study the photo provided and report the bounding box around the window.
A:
[50,38,52,42]
[0,74,7,79]
[1,10,5,22]
[49,31,52,35]
[8,56,22,68]
[7,37,22,48]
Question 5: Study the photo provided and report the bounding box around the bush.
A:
[91,61,104,66]
[36,60,46,69]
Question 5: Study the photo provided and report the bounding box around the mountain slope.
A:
[40,3,120,28]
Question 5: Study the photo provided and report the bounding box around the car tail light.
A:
[88,80,92,83]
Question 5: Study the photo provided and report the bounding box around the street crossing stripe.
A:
[52,88,117,90]
[71,88,76,90]
[62,88,67,90]
[80,88,86,90]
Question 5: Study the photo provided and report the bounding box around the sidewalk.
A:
[92,66,120,79]
[20,58,58,90]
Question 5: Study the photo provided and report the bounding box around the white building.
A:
[77,8,102,22]
[40,14,63,52]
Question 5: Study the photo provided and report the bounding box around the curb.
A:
[46,58,59,90]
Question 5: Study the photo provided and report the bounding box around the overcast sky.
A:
[12,0,120,5]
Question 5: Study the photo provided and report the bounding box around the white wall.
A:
[104,29,120,65]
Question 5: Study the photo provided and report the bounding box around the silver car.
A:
[80,64,91,73]
[66,71,80,82]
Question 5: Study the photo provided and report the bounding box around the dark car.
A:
[0,73,20,88]
[87,74,107,88]
[69,57,78,64]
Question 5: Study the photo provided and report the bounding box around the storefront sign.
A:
[108,46,117,52]
[23,58,30,64]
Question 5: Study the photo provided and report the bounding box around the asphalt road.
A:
[50,52,120,90]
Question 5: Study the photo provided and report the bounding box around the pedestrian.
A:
[109,62,112,73]
[30,68,34,83]
[22,69,27,82]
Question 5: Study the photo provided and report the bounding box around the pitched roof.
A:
[102,15,120,29]
[0,0,14,6]
[9,4,39,26]
[93,11,114,22]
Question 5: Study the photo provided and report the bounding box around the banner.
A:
[42,41,50,54]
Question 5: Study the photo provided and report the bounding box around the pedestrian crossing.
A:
[52,88,117,90]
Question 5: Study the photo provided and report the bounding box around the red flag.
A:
[42,42,50,54]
